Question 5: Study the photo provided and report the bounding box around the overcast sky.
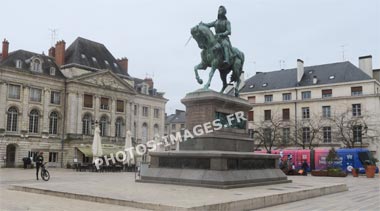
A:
[2,0,379,113]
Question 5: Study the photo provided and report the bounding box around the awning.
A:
[103,146,124,157]
[77,147,93,157]
[77,145,140,157]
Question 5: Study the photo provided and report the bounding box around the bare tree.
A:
[292,116,324,149]
[331,109,372,148]
[252,112,284,153]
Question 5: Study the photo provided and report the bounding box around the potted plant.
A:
[311,170,328,176]
[311,148,348,177]
[364,157,378,178]
[352,168,359,177]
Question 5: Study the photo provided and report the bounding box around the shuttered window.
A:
[322,89,332,98]
[248,96,256,104]
[351,86,362,96]
[282,108,290,120]
[248,111,254,121]
[116,100,124,112]
[83,94,93,108]
[264,110,271,121]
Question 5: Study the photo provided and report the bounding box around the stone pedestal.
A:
[138,89,290,188]
[180,89,253,152]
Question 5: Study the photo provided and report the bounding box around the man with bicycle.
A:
[35,151,44,180]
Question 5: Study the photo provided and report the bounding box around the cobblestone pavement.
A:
[0,168,379,211]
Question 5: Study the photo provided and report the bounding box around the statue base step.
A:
[138,151,291,189]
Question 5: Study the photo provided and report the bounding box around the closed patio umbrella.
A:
[124,130,135,165]
[92,124,103,162]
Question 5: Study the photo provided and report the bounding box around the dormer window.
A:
[92,57,97,62]
[262,83,268,87]
[113,63,118,68]
[105,60,110,66]
[329,75,335,80]
[15,60,22,69]
[141,84,149,95]
[81,54,86,59]
[50,67,56,76]
[31,58,42,72]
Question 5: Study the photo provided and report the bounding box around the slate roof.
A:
[165,114,176,124]
[240,61,372,93]
[63,37,128,76]
[171,112,186,123]
[0,50,65,79]
[166,110,186,124]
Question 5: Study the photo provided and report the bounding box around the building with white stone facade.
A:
[0,37,167,167]
[240,56,380,158]
[164,109,186,150]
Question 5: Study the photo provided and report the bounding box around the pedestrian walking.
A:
[35,152,44,180]
[301,159,309,176]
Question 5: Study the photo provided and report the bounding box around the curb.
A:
[10,183,348,211]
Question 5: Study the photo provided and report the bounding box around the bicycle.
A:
[40,162,50,181]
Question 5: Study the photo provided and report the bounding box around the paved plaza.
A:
[0,168,378,210]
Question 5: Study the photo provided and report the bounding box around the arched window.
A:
[49,112,58,135]
[100,116,108,137]
[115,117,123,138]
[82,114,92,135]
[142,123,148,144]
[31,59,42,72]
[29,109,39,133]
[7,107,18,132]
[154,124,159,136]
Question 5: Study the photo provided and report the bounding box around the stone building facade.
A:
[240,56,380,158]
[164,109,186,150]
[0,38,167,167]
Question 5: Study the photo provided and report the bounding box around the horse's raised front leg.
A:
[204,66,216,89]
[194,64,204,85]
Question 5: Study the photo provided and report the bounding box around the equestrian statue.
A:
[191,5,245,97]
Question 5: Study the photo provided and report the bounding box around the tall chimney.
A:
[48,47,55,57]
[144,77,154,89]
[55,40,66,66]
[358,55,373,78]
[297,59,304,83]
[2,39,9,60]
[117,57,128,74]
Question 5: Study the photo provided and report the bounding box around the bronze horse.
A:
[191,23,244,96]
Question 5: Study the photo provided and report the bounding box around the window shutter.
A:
[322,89,332,95]
[248,96,256,104]
[248,111,254,121]
[351,86,362,92]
